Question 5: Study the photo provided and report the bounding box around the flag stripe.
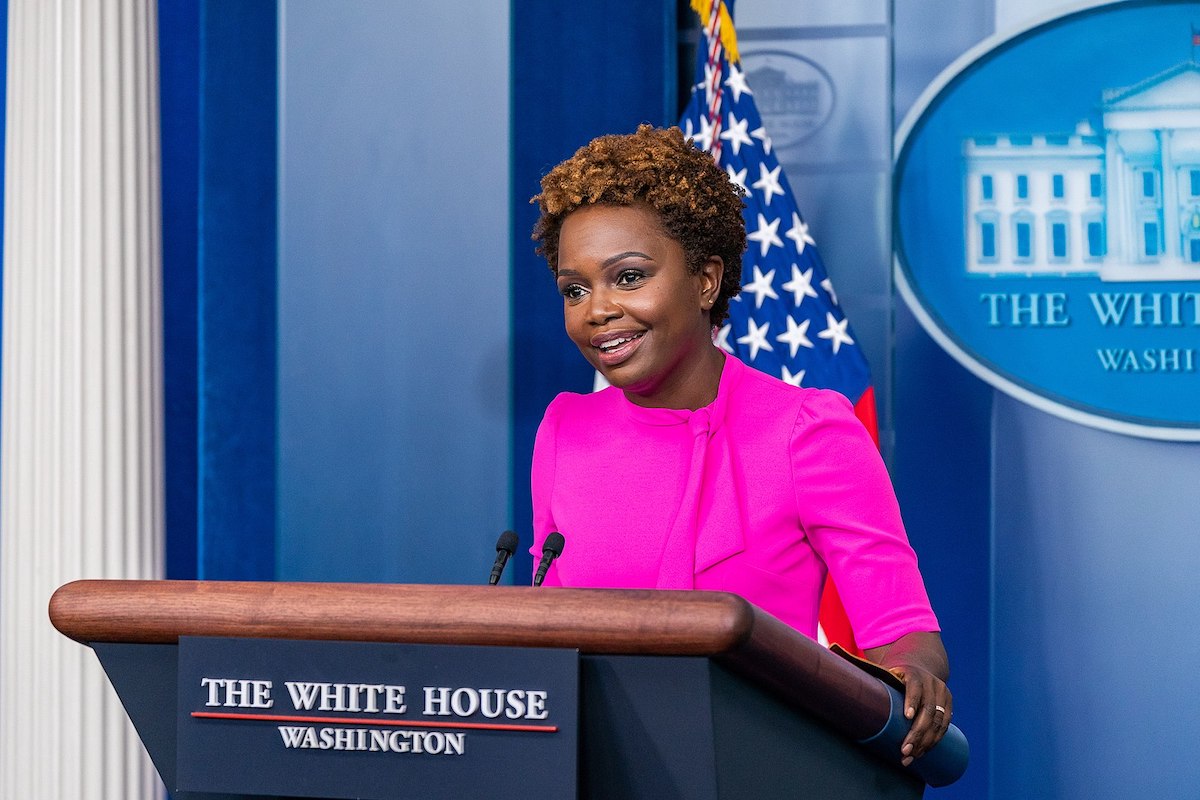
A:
[853,386,880,450]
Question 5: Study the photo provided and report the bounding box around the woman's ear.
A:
[700,256,724,310]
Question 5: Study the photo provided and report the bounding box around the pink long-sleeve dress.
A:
[530,353,937,649]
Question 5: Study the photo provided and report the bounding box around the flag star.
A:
[821,277,839,305]
[702,62,718,104]
[741,265,779,309]
[751,126,773,155]
[720,112,753,156]
[781,264,819,307]
[781,366,806,387]
[785,212,816,254]
[746,213,783,256]
[726,164,748,194]
[752,162,784,206]
[817,312,855,355]
[682,117,694,140]
[692,114,715,152]
[736,318,773,361]
[776,315,814,357]
[715,322,734,354]
[724,62,753,103]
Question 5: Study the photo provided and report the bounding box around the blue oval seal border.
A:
[894,0,1200,441]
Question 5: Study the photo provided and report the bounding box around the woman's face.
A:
[555,203,723,407]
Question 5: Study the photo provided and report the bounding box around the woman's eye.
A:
[616,269,645,286]
[560,284,585,300]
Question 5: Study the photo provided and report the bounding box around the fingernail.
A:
[902,757,913,767]
[906,706,915,719]
[902,743,913,755]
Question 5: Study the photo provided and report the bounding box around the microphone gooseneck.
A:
[488,530,520,585]
[533,532,565,587]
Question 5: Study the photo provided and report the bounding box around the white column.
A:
[1159,129,1179,264]
[1,1,164,798]
[1104,132,1130,265]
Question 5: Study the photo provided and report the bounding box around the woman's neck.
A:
[622,344,726,411]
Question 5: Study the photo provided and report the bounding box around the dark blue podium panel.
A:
[579,656,924,800]
[175,638,579,799]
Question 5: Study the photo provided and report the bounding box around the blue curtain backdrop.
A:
[159,0,277,581]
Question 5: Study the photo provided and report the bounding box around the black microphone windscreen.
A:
[543,531,565,558]
[496,530,519,555]
[532,532,566,588]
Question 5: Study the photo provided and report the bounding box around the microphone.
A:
[533,532,565,587]
[488,530,520,585]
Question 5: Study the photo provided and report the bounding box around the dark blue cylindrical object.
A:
[857,683,969,787]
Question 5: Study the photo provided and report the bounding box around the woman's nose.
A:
[586,286,621,324]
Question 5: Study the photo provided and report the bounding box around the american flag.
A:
[681,1,872,408]
[680,0,877,653]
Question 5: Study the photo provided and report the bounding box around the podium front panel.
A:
[175,638,579,799]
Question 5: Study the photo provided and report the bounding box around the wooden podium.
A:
[49,580,967,799]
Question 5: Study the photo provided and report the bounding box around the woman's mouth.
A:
[593,332,645,366]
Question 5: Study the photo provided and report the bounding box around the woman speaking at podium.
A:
[528,125,951,764]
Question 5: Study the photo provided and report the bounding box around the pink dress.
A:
[530,353,937,649]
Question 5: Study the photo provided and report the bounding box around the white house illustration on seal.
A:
[963,61,1200,281]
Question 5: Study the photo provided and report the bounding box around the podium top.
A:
[49,580,890,741]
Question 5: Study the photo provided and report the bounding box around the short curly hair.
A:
[531,124,746,326]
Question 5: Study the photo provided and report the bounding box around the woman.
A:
[529,125,951,765]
